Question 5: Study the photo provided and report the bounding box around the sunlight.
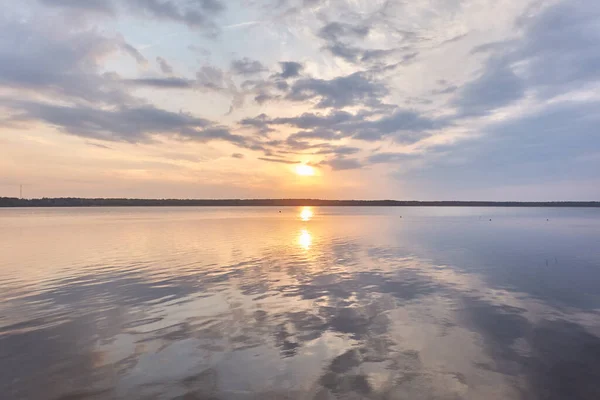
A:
[299,206,313,221]
[298,229,312,250]
[295,164,316,176]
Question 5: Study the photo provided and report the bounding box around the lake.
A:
[1,206,600,400]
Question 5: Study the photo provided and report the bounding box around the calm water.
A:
[2,207,600,400]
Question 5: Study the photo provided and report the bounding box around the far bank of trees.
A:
[1,197,599,208]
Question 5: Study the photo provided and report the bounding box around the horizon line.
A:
[1,197,599,208]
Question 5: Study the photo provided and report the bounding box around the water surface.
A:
[1,207,600,400]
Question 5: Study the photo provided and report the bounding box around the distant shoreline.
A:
[1,198,599,208]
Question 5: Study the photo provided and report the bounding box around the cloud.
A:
[86,142,113,149]
[248,108,439,145]
[453,59,525,116]
[317,21,395,64]
[239,114,274,136]
[432,85,458,95]
[453,0,600,116]
[272,110,358,129]
[258,157,300,164]
[286,72,388,109]
[196,65,229,90]
[38,0,115,14]
[318,21,370,43]
[236,62,393,111]
[38,0,226,35]
[121,41,148,65]
[0,15,162,109]
[352,110,439,142]
[2,100,258,148]
[126,0,226,33]
[231,58,267,75]
[288,129,341,141]
[516,0,600,93]
[125,77,194,88]
[322,157,363,170]
[232,153,245,159]
[366,152,423,165]
[398,99,600,189]
[156,56,174,74]
[275,62,303,79]
[315,146,361,156]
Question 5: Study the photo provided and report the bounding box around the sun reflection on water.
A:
[298,229,313,250]
[299,207,313,221]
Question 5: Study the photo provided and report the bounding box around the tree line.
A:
[1,197,599,207]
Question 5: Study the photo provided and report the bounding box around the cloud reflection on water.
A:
[1,207,600,399]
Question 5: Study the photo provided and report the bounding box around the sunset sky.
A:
[1,0,599,200]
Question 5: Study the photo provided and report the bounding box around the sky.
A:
[0,0,599,200]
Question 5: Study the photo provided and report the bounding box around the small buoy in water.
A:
[546,219,549,221]
[489,219,492,221]
[399,216,402,218]
[279,210,282,213]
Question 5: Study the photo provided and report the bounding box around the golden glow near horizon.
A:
[295,164,316,176]
[299,207,314,221]
[298,229,313,250]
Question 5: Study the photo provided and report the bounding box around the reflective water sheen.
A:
[2,207,600,400]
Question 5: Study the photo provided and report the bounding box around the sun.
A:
[295,164,316,176]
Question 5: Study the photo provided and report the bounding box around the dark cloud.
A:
[3,100,258,147]
[321,42,401,65]
[38,0,115,13]
[297,109,434,142]
[432,85,458,95]
[325,42,362,63]
[86,142,113,149]
[242,108,438,149]
[288,129,342,141]
[237,62,391,111]
[121,41,148,65]
[318,22,370,42]
[516,0,600,95]
[258,157,300,164]
[127,0,226,32]
[453,59,525,116]
[315,146,361,156]
[360,48,397,62]
[231,58,267,75]
[239,113,274,135]
[199,127,248,145]
[199,0,226,13]
[232,153,245,159]
[38,0,226,34]
[286,72,388,109]
[322,157,363,170]
[367,152,420,164]
[125,77,194,88]
[316,20,405,65]
[352,110,438,142]
[318,21,370,63]
[399,99,600,190]
[272,111,358,130]
[275,62,303,79]
[454,0,600,116]
[156,56,174,74]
